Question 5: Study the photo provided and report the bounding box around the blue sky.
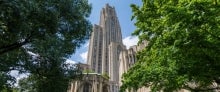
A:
[68,0,142,64]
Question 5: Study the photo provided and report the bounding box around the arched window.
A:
[103,85,109,92]
[117,45,122,59]
[83,82,92,92]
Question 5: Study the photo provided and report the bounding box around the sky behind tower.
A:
[68,0,142,63]
[10,0,143,84]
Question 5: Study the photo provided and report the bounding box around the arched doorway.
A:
[77,82,92,92]
[83,82,92,92]
[102,84,109,92]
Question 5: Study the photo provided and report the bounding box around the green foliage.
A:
[17,63,82,92]
[83,69,95,73]
[121,0,220,92]
[0,72,16,92]
[0,0,92,91]
[102,72,110,80]
[18,76,36,92]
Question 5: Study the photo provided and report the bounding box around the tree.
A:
[17,64,82,92]
[18,76,36,92]
[0,0,92,91]
[121,0,220,92]
[0,72,16,92]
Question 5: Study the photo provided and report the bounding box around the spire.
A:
[99,4,122,43]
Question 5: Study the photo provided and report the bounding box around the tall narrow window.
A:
[83,82,91,92]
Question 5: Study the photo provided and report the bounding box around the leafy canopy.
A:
[17,63,82,92]
[121,0,220,92]
[0,0,92,91]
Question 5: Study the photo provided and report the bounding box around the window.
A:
[83,83,91,92]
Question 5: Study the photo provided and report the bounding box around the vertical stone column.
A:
[87,4,124,92]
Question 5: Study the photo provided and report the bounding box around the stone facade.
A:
[67,4,186,92]
[67,73,110,92]
[119,41,149,92]
[87,4,124,75]
[67,63,109,92]
[87,4,125,92]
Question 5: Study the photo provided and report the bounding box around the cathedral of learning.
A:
[67,4,147,92]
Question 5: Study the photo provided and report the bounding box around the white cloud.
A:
[10,70,29,80]
[10,70,29,86]
[66,59,77,64]
[27,51,39,57]
[80,51,88,63]
[123,36,139,49]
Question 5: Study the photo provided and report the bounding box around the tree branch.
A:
[0,38,30,55]
[0,30,35,55]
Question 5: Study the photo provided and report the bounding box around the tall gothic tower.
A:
[87,4,126,92]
